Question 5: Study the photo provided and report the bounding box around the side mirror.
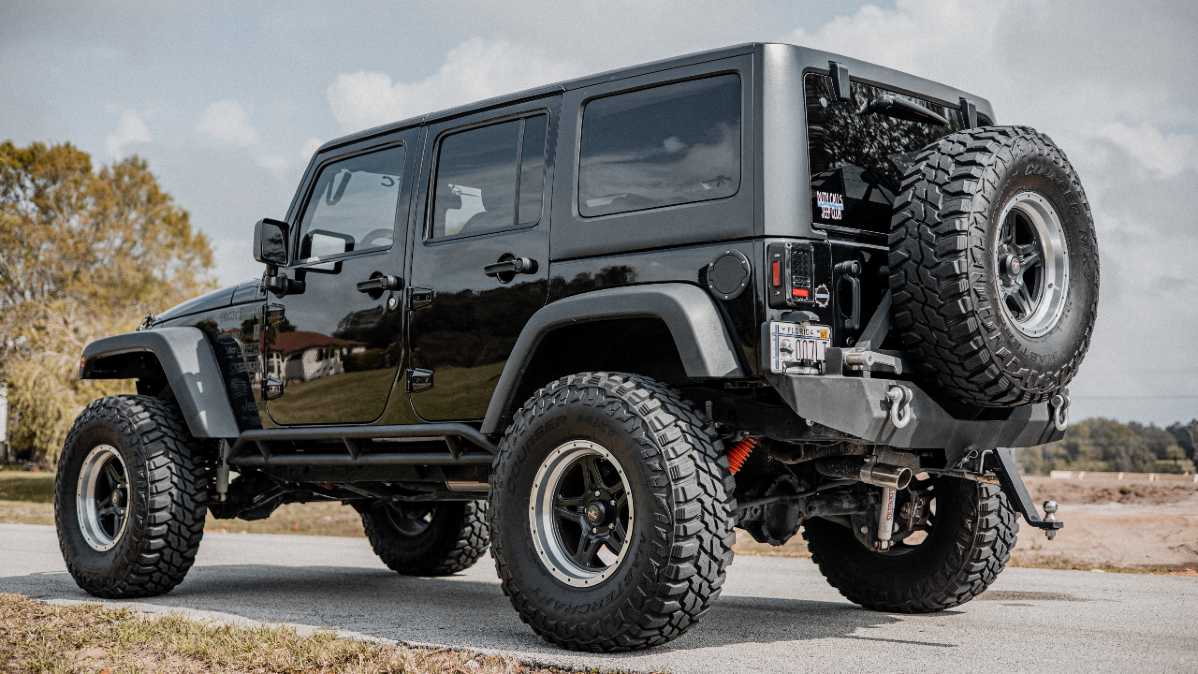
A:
[253,218,290,267]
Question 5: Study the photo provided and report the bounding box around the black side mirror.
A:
[253,218,290,267]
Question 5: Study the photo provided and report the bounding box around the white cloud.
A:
[1093,123,1198,179]
[326,37,584,132]
[299,137,322,164]
[212,237,262,286]
[254,154,289,180]
[105,109,151,158]
[196,100,260,147]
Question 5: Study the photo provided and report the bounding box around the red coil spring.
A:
[726,436,759,475]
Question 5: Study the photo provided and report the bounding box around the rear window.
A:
[805,73,987,237]
[578,74,740,218]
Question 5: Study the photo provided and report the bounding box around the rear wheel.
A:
[359,500,489,576]
[490,372,735,652]
[889,126,1099,407]
[803,476,1017,612]
[55,395,209,598]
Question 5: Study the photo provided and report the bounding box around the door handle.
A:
[356,274,403,293]
[483,256,538,278]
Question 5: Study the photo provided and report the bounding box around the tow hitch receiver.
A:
[992,447,1064,539]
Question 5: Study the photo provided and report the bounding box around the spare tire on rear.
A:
[889,126,1099,408]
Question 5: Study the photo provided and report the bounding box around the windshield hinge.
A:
[958,97,978,128]
[829,60,851,100]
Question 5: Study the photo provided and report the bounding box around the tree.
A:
[0,141,214,463]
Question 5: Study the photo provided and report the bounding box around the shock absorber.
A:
[726,436,759,474]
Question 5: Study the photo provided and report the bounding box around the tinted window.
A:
[805,73,989,235]
[297,145,405,259]
[578,74,740,218]
[430,114,547,239]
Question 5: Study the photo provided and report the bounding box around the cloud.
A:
[325,37,585,132]
[1093,123,1198,179]
[299,137,322,164]
[211,237,262,285]
[105,109,151,158]
[196,100,259,147]
[254,154,289,180]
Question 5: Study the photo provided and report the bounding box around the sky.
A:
[2,0,1196,424]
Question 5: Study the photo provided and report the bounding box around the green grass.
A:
[0,471,54,503]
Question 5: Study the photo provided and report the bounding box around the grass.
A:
[0,593,585,674]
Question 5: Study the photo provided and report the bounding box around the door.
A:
[406,98,556,421]
[265,131,419,425]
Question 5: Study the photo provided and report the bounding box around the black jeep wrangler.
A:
[56,43,1097,652]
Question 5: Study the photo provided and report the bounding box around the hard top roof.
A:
[319,42,994,152]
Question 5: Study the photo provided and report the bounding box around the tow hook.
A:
[1050,392,1070,431]
[885,385,914,429]
[992,447,1065,539]
[1043,500,1059,540]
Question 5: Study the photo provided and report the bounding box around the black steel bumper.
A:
[766,373,1064,458]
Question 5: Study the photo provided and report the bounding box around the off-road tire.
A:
[803,478,1017,612]
[55,395,209,598]
[489,372,736,652]
[889,126,1099,407]
[359,500,489,575]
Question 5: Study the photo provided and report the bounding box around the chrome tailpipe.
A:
[859,460,912,490]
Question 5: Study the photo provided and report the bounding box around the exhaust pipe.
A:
[860,462,912,490]
[816,458,912,490]
[816,457,912,551]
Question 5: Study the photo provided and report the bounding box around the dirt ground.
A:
[4,471,1196,574]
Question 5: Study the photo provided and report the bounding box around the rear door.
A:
[405,97,557,421]
[264,129,419,425]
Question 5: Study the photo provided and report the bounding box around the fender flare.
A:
[80,327,240,438]
[480,283,744,436]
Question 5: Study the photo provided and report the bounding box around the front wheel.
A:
[55,396,210,598]
[803,476,1017,612]
[490,372,736,652]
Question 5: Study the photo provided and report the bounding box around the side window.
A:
[430,114,547,239]
[297,145,405,260]
[578,74,741,218]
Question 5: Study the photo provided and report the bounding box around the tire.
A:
[54,395,210,598]
[803,478,1017,612]
[359,500,489,575]
[889,126,1099,408]
[489,372,735,652]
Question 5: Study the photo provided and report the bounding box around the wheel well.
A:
[84,351,172,399]
[511,317,688,411]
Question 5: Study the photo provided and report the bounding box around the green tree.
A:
[0,141,214,463]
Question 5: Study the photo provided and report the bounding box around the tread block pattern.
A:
[360,500,490,576]
[489,372,736,652]
[888,126,1098,407]
[55,395,210,598]
[804,480,1018,613]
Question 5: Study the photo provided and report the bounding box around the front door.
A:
[265,131,419,425]
[406,98,556,421]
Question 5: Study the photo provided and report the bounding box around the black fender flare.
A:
[480,283,744,435]
[79,327,240,438]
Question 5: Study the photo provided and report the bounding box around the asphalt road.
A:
[2,523,1195,673]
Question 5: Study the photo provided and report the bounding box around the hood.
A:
[152,278,261,324]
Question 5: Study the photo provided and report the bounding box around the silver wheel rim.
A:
[529,440,634,587]
[994,191,1070,338]
[76,444,130,552]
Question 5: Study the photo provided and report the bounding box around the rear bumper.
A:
[767,373,1063,459]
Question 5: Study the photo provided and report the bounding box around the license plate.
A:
[769,321,830,374]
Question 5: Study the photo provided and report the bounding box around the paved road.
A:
[2,523,1195,673]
